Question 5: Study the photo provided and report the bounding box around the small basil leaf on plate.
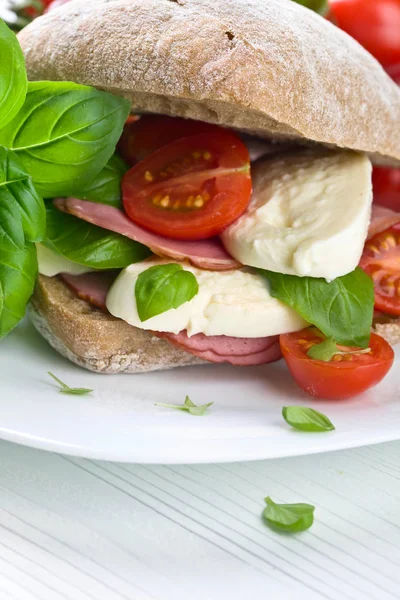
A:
[155,396,213,416]
[259,268,374,348]
[47,372,93,396]
[135,264,199,322]
[292,0,328,15]
[43,204,150,269]
[282,406,335,432]
[263,497,315,533]
[0,20,27,130]
[0,146,46,246]
[77,154,129,208]
[307,337,338,362]
[0,81,131,198]
[0,243,37,338]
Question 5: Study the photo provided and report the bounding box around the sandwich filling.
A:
[35,114,399,368]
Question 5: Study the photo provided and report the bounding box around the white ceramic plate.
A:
[1,320,399,463]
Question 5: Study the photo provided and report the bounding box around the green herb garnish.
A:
[135,264,199,322]
[155,396,213,416]
[307,338,372,362]
[292,0,329,16]
[0,81,131,198]
[259,268,374,348]
[48,372,93,396]
[282,406,335,432]
[0,19,27,128]
[44,204,150,270]
[0,19,134,339]
[263,497,315,533]
[78,154,129,209]
[0,244,37,339]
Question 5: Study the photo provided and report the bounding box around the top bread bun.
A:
[18,0,400,165]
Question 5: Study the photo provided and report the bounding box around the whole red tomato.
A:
[386,63,400,84]
[44,0,72,12]
[329,0,400,69]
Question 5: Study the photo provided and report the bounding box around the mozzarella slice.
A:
[106,259,307,338]
[37,244,94,277]
[221,149,373,280]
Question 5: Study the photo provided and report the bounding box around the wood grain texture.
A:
[0,440,399,599]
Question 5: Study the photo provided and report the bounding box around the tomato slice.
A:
[372,167,400,212]
[280,328,394,400]
[122,132,252,240]
[118,115,225,166]
[359,223,400,316]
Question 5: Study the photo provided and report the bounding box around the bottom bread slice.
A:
[28,275,400,375]
[28,275,204,374]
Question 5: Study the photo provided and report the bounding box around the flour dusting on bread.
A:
[18,0,400,164]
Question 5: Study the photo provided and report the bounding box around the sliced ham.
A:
[54,198,240,272]
[61,272,117,310]
[155,330,282,366]
[368,205,400,240]
[59,272,281,366]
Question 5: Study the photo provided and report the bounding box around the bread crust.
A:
[29,275,203,373]
[18,0,400,165]
[372,313,400,347]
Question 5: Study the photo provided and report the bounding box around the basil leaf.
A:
[307,337,338,361]
[0,81,131,198]
[77,154,129,208]
[44,205,150,269]
[282,406,335,432]
[0,20,27,130]
[263,497,315,533]
[0,243,37,338]
[47,372,93,396]
[292,0,328,15]
[135,264,199,322]
[0,146,45,248]
[155,396,213,416]
[259,268,374,348]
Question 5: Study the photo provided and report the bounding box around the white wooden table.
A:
[0,439,399,600]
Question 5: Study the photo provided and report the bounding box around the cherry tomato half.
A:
[329,0,400,69]
[122,132,252,240]
[118,115,225,166]
[280,328,394,400]
[372,167,400,212]
[359,223,400,316]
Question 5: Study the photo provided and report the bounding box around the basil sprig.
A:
[77,154,129,208]
[135,263,199,322]
[0,20,27,130]
[0,81,131,197]
[44,205,150,270]
[0,146,44,338]
[307,337,372,361]
[48,372,93,396]
[155,396,213,416]
[0,244,37,338]
[0,19,136,339]
[0,146,45,250]
[263,497,315,533]
[259,268,374,348]
[282,406,335,432]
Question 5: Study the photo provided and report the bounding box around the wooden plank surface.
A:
[0,440,399,599]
